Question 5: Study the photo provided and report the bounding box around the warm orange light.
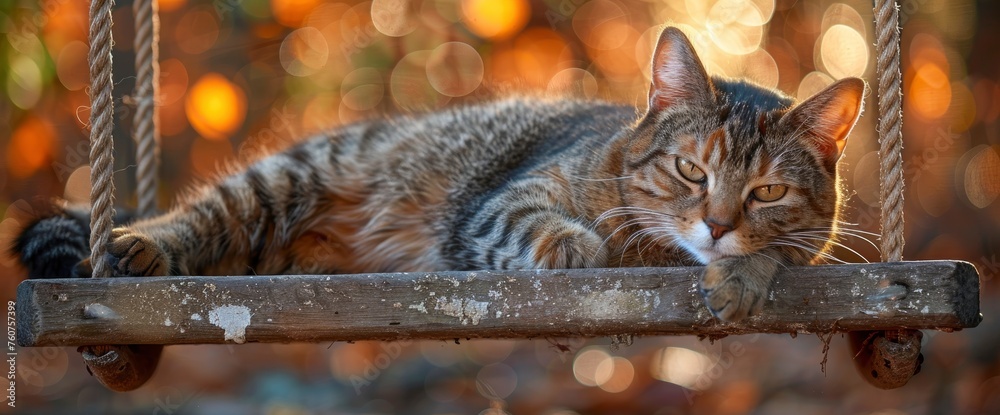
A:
[909,63,952,120]
[271,0,321,28]
[513,28,570,87]
[185,73,246,140]
[461,0,530,41]
[42,0,87,52]
[158,0,187,12]
[7,117,56,179]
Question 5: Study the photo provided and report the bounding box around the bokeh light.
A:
[158,0,187,12]
[737,48,779,89]
[272,0,322,28]
[64,166,91,205]
[963,145,1000,208]
[340,68,384,119]
[461,0,529,41]
[820,24,868,78]
[55,41,89,91]
[649,346,712,390]
[372,0,418,37]
[706,0,767,55]
[280,27,330,77]
[909,33,953,120]
[7,117,56,178]
[391,50,449,111]
[572,347,612,387]
[41,0,88,52]
[185,73,247,140]
[595,357,634,393]
[159,58,190,106]
[426,42,484,97]
[7,55,43,109]
[910,62,953,120]
[908,62,951,119]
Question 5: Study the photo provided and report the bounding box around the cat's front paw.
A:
[699,258,772,322]
[107,229,170,277]
[531,222,608,269]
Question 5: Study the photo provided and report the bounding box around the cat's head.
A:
[621,27,865,264]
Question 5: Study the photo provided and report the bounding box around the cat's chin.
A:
[691,249,724,264]
[680,238,749,265]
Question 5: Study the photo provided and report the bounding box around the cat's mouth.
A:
[681,226,750,264]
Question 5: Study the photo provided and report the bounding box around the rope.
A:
[853,0,919,390]
[87,0,116,279]
[133,0,160,217]
[873,0,905,262]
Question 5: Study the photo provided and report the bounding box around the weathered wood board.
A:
[15,261,981,347]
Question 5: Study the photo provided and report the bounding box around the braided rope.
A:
[87,0,116,279]
[133,0,160,217]
[873,0,905,262]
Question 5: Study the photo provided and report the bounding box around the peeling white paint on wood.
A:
[208,305,252,344]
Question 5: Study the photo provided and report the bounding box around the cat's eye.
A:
[751,185,788,202]
[676,158,706,183]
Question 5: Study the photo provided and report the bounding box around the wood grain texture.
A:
[15,261,981,347]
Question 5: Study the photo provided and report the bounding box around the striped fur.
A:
[12,28,866,321]
[10,202,134,278]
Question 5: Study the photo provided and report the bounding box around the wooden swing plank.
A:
[15,261,981,347]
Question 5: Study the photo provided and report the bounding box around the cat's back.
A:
[357,97,636,185]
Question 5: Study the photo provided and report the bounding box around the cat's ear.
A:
[648,27,714,113]
[781,77,866,170]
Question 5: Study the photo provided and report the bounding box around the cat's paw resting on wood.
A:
[13,27,864,323]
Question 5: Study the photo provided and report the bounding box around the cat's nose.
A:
[704,219,734,240]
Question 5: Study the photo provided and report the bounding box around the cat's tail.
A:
[8,200,133,279]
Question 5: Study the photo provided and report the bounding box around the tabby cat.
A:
[14,28,865,321]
